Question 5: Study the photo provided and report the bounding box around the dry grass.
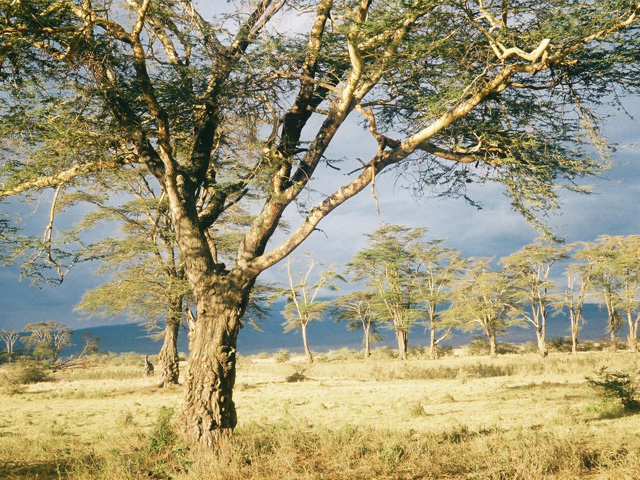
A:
[1,351,640,479]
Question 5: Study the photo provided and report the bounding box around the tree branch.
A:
[0,158,130,199]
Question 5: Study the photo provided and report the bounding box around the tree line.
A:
[273,225,640,361]
[0,321,99,364]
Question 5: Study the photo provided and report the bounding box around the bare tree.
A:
[332,291,379,359]
[269,255,340,363]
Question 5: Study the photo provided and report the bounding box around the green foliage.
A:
[445,259,522,356]
[269,255,341,362]
[21,321,71,361]
[72,170,191,331]
[576,236,640,350]
[1,359,51,394]
[586,367,640,412]
[347,224,460,358]
[4,0,640,448]
[147,407,178,454]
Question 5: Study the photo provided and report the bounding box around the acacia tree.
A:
[558,259,592,355]
[72,168,191,387]
[577,238,624,351]
[0,329,20,362]
[445,259,521,358]
[332,290,379,359]
[347,224,427,360]
[269,255,340,363]
[501,240,567,357]
[415,240,464,359]
[22,321,72,361]
[2,1,640,448]
[583,235,640,352]
[608,236,640,352]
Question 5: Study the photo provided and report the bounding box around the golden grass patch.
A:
[1,352,640,479]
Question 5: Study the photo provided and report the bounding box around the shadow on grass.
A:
[1,460,70,480]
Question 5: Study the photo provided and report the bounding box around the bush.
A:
[466,337,520,356]
[274,349,291,363]
[586,367,640,413]
[0,360,51,395]
[147,407,178,453]
[436,344,454,357]
[548,337,572,353]
[371,346,397,360]
[11,360,51,384]
[285,365,308,383]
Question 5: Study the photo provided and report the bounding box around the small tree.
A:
[0,329,20,363]
[445,259,521,358]
[347,225,428,360]
[332,290,380,359]
[605,236,640,352]
[270,255,340,363]
[415,241,464,359]
[577,238,624,351]
[22,321,72,361]
[554,253,592,355]
[501,240,568,357]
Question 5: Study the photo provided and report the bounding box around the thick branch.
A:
[0,158,129,199]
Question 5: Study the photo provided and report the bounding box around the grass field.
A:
[1,350,640,479]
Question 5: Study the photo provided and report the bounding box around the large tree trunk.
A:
[396,329,408,360]
[157,301,182,388]
[301,323,314,363]
[179,287,247,449]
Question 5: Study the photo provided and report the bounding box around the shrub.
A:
[11,360,51,384]
[285,365,308,383]
[467,337,520,356]
[586,367,640,413]
[548,337,572,353]
[147,407,178,453]
[436,344,454,357]
[371,346,397,360]
[274,349,291,363]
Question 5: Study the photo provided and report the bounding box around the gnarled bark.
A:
[179,286,248,449]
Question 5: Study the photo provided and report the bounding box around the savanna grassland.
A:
[2,349,640,480]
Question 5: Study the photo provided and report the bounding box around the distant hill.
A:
[60,303,624,357]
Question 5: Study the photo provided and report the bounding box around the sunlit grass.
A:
[1,351,640,479]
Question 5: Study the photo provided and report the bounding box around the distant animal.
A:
[144,355,155,377]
